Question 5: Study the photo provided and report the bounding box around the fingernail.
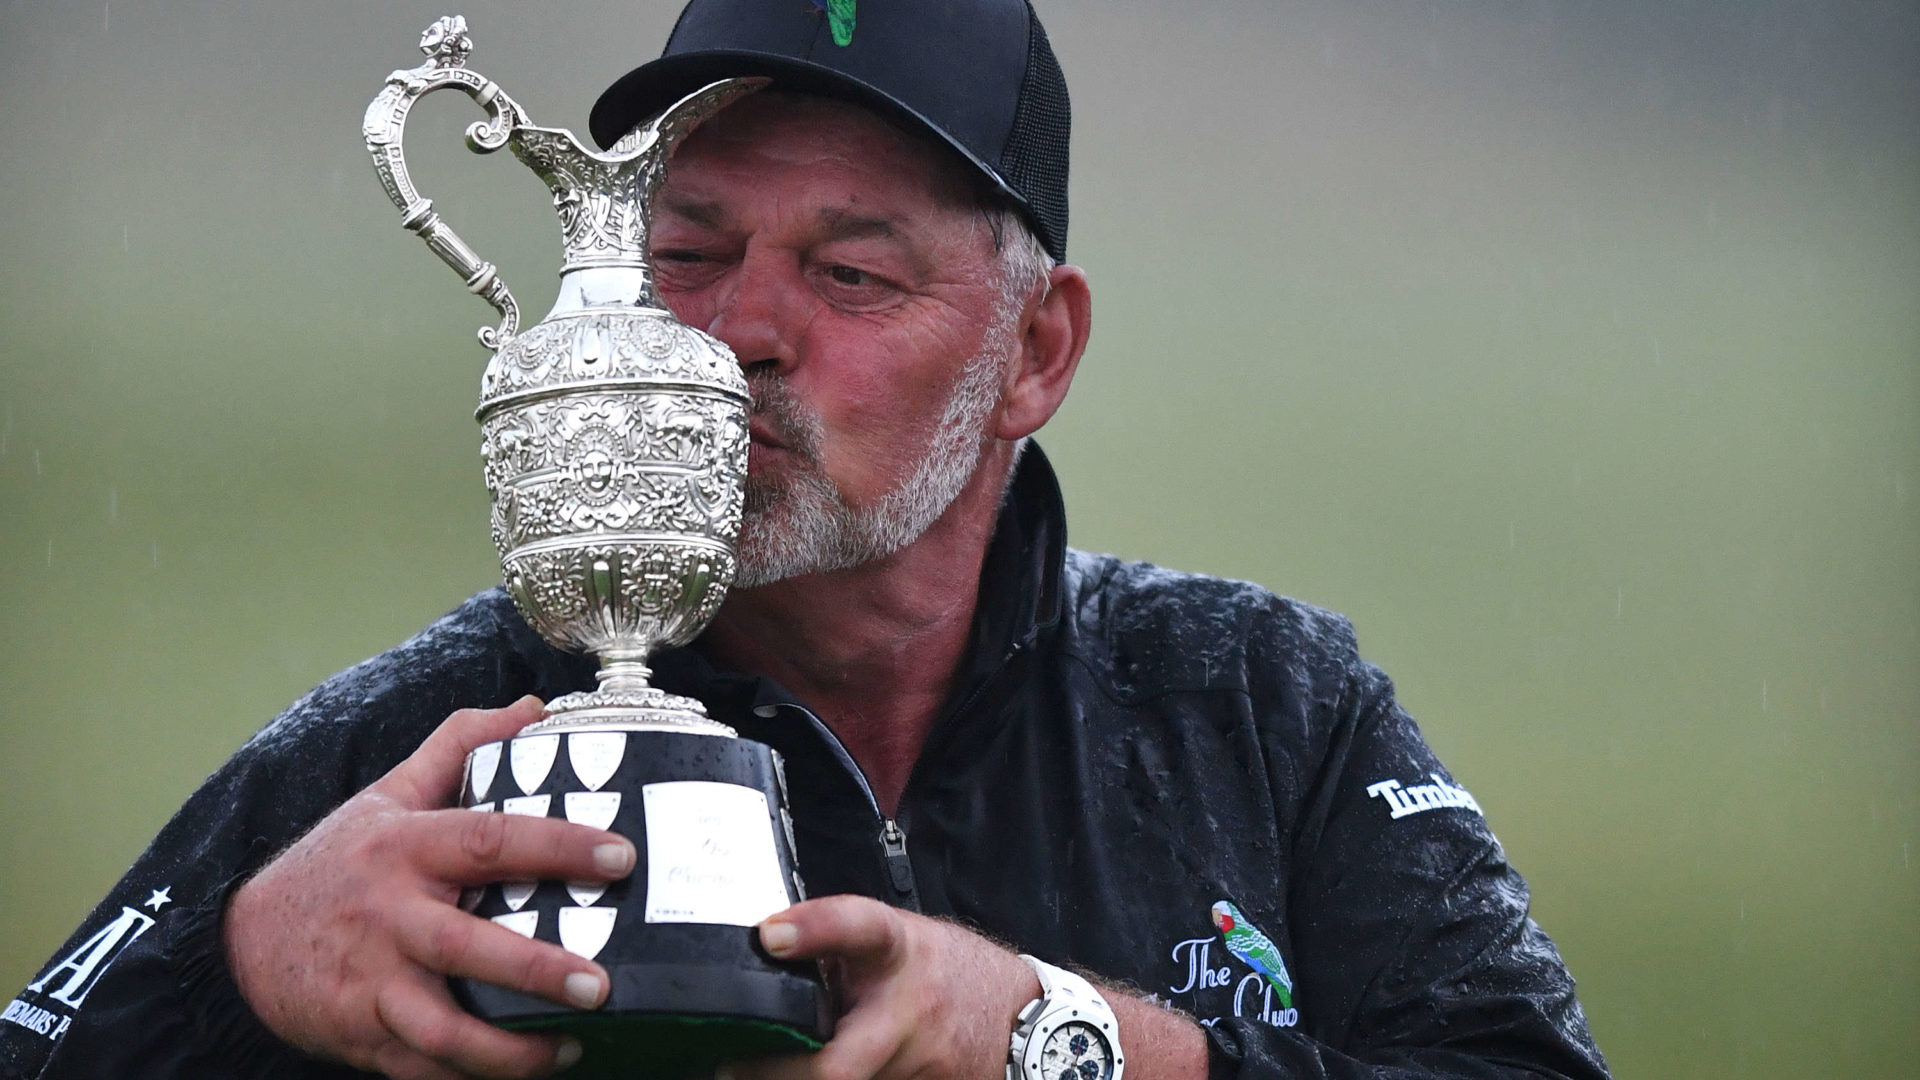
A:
[593,841,634,876]
[555,1036,583,1069]
[564,971,605,1009]
[759,920,798,956]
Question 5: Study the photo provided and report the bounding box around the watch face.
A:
[1039,1020,1113,1080]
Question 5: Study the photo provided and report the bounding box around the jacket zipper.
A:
[762,700,921,912]
[880,818,916,898]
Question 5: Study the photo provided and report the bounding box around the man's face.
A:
[650,93,1017,586]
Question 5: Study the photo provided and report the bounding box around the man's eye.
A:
[813,262,898,308]
[652,249,728,293]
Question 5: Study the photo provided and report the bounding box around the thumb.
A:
[375,695,547,809]
[757,895,904,971]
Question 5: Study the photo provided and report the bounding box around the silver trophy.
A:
[364,17,826,1076]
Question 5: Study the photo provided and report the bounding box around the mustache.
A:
[746,372,823,462]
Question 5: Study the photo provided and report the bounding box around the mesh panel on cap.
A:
[998,7,1070,261]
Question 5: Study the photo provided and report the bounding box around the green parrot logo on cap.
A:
[1212,900,1294,1009]
[809,0,856,46]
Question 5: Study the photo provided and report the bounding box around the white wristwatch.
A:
[1007,955,1124,1080]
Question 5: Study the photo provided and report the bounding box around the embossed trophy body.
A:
[364,18,827,1076]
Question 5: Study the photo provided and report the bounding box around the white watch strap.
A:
[1018,954,1110,1014]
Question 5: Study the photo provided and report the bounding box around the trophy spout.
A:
[509,78,769,289]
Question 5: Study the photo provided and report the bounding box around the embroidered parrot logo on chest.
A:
[1161,899,1300,1028]
[1211,900,1294,1010]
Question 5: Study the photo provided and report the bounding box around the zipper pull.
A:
[880,818,919,907]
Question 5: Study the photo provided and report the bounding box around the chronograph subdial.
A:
[1040,1020,1115,1080]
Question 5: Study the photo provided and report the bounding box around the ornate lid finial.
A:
[418,15,474,68]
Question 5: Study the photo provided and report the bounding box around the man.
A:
[3,2,1609,1079]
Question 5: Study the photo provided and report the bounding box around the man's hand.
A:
[722,896,1206,1080]
[223,696,634,1080]
[723,896,1037,1080]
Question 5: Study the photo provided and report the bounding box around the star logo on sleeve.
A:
[142,887,171,912]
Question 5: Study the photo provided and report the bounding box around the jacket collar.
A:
[649,440,1069,718]
[964,439,1069,657]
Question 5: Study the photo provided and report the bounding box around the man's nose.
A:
[703,247,804,373]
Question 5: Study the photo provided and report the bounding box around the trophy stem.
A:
[596,650,654,694]
[532,647,737,737]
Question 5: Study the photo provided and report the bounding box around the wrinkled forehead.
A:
[670,90,987,214]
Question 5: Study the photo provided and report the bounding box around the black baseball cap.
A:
[588,0,1071,261]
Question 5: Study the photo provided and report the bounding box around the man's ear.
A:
[996,264,1091,441]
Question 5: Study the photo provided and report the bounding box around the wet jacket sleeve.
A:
[1,595,535,1080]
[1203,614,1610,1080]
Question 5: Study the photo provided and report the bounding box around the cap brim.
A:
[590,50,1029,215]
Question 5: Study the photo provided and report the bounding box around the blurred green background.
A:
[2,1,1914,1075]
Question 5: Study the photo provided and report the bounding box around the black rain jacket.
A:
[3,447,1609,1080]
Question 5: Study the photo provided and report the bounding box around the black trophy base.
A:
[453,726,834,1078]
[511,1012,816,1080]
[456,946,828,1079]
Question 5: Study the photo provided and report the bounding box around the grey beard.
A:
[732,327,1012,589]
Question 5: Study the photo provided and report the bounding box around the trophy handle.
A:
[363,16,530,350]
